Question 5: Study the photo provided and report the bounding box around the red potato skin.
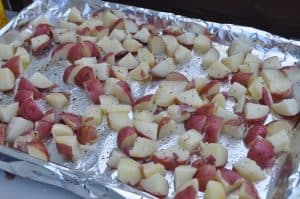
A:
[2,56,22,78]
[157,116,181,137]
[203,116,224,143]
[74,66,95,87]
[206,92,227,102]
[94,25,109,33]
[178,40,194,50]
[187,79,196,90]
[102,52,115,64]
[116,80,134,104]
[191,159,206,170]
[195,164,217,191]
[52,42,73,51]
[158,117,172,131]
[209,74,230,81]
[121,148,130,156]
[35,120,53,140]
[18,98,44,122]
[219,168,242,185]
[79,27,91,36]
[63,64,76,83]
[140,24,159,36]
[206,94,215,102]
[15,90,33,104]
[223,119,243,127]
[195,103,215,117]
[222,119,245,138]
[203,29,216,41]
[13,131,35,152]
[245,114,268,125]
[60,112,83,130]
[221,91,228,99]
[178,104,192,119]
[141,67,151,80]
[0,123,6,145]
[42,109,59,123]
[34,24,52,37]
[200,80,221,97]
[271,87,293,103]
[241,181,259,199]
[247,139,275,169]
[115,51,128,60]
[152,155,188,171]
[163,27,183,36]
[83,78,104,104]
[185,114,207,133]
[27,138,50,161]
[111,19,125,30]
[20,130,35,137]
[117,126,137,150]
[75,126,98,144]
[92,26,109,39]
[18,77,43,99]
[231,72,253,87]
[51,42,74,59]
[67,43,84,63]
[165,72,188,81]
[260,87,272,107]
[32,38,51,56]
[133,94,154,110]
[82,41,100,58]
[204,155,216,166]
[175,186,197,199]
[179,103,195,113]
[56,142,73,161]
[244,125,267,147]
[92,9,105,17]
[134,127,154,140]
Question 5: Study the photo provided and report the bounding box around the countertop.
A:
[0,171,81,198]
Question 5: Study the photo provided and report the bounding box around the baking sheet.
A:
[0,0,299,198]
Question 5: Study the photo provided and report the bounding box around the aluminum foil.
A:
[0,0,300,198]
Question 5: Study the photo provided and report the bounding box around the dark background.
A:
[5,0,300,39]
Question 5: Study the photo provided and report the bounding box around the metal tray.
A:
[0,0,300,198]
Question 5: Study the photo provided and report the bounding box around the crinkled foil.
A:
[0,0,300,198]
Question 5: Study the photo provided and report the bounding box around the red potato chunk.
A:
[185,114,206,133]
[35,120,53,140]
[203,116,224,143]
[60,112,83,130]
[244,125,267,147]
[75,126,98,144]
[195,164,217,191]
[175,185,197,199]
[231,72,253,86]
[3,56,23,78]
[247,139,275,169]
[67,43,84,63]
[195,103,215,117]
[18,77,43,99]
[83,78,104,104]
[18,98,44,122]
[15,90,33,104]
[74,66,95,87]
[34,24,52,37]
